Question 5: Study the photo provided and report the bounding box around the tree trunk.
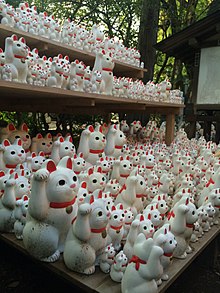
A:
[138,0,160,83]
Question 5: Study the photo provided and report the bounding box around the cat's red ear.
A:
[8,123,16,131]
[3,139,10,147]
[46,160,56,173]
[21,123,28,133]
[66,157,72,170]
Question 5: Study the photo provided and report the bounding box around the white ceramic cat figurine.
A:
[0,173,17,232]
[0,138,26,171]
[14,194,29,239]
[1,4,15,27]
[63,194,109,274]
[72,152,86,176]
[83,166,106,193]
[123,208,134,240]
[121,235,163,293]
[93,50,115,95]
[23,157,79,262]
[77,125,106,165]
[0,123,31,156]
[110,250,128,283]
[26,151,46,173]
[123,216,154,260]
[115,168,146,214]
[153,223,177,283]
[4,34,28,83]
[99,243,116,273]
[105,124,126,158]
[107,204,125,251]
[50,135,75,164]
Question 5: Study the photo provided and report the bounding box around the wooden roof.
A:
[155,10,220,64]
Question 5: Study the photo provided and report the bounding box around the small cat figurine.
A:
[50,135,76,164]
[0,138,26,171]
[107,204,125,251]
[14,195,29,240]
[64,193,109,274]
[31,133,53,157]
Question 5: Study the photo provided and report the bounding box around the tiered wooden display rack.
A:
[1,23,215,293]
[0,24,184,145]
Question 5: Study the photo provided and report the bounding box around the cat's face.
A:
[9,129,31,151]
[138,218,154,239]
[88,173,106,192]
[3,139,26,166]
[59,139,76,159]
[89,198,109,229]
[31,152,46,171]
[46,168,79,203]
[109,207,125,226]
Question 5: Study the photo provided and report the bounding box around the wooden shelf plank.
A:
[0,24,146,79]
[0,225,219,293]
[0,80,184,115]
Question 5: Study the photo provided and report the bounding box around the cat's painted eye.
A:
[15,135,20,139]
[92,179,97,183]
[11,151,16,155]
[95,137,99,140]
[58,179,65,186]
[114,215,118,219]
[65,147,68,150]
[42,142,46,145]
[83,193,87,197]
[77,162,80,165]
[21,150,25,154]
[73,176,77,182]
[50,142,53,145]
[35,160,39,164]
[26,135,30,139]
[102,177,105,181]
[20,184,25,188]
[98,211,103,216]
[143,226,147,230]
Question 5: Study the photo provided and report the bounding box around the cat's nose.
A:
[70,184,76,188]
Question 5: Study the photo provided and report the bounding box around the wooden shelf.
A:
[0,24,147,79]
[0,80,184,115]
[0,225,219,293]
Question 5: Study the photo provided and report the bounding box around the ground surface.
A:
[0,237,219,293]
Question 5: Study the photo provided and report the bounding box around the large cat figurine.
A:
[63,193,109,274]
[23,157,79,262]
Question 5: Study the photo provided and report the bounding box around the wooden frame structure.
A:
[0,24,184,145]
[155,9,220,140]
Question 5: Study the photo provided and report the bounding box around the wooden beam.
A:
[165,113,175,145]
[188,38,199,48]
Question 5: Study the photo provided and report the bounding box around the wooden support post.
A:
[165,113,175,145]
